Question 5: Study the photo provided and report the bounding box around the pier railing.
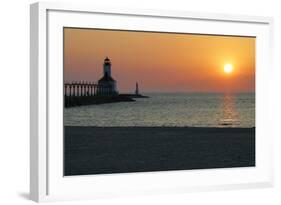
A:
[64,82,118,107]
[64,82,113,97]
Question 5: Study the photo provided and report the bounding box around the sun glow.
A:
[224,64,233,74]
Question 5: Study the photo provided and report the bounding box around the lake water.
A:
[64,93,255,127]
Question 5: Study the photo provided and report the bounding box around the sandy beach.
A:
[64,126,255,176]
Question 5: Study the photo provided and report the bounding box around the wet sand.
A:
[64,126,255,176]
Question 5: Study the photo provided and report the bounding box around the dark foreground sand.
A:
[64,126,255,176]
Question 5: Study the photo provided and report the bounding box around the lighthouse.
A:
[135,82,139,95]
[103,56,111,77]
[98,57,118,95]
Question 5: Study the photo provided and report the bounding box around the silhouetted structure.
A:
[64,57,148,107]
[98,57,118,95]
[64,81,112,97]
[135,82,139,95]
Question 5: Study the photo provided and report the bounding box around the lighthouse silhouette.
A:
[135,82,139,95]
[97,57,118,95]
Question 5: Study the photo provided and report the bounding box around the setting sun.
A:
[224,64,233,74]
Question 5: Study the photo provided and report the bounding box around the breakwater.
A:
[64,94,149,108]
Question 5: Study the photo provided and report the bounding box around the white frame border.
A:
[30,2,274,202]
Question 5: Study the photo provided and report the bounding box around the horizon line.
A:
[120,91,255,94]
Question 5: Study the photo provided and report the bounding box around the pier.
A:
[64,82,148,108]
[64,82,133,108]
[64,81,114,97]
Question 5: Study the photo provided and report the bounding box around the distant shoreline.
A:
[64,126,255,176]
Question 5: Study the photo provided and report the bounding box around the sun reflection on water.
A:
[219,94,240,127]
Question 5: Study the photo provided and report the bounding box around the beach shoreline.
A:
[64,126,255,176]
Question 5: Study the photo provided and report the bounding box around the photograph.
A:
[63,27,255,176]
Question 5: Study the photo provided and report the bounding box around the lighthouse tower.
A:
[98,57,118,95]
[103,56,111,77]
[135,82,139,95]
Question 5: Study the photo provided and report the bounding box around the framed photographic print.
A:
[30,2,274,202]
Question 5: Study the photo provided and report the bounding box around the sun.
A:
[224,64,233,74]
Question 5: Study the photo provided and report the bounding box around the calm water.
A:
[64,93,255,127]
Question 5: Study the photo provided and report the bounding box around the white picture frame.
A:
[30,2,274,202]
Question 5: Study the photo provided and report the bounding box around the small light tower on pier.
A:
[135,82,139,95]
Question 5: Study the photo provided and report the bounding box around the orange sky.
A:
[64,28,255,93]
